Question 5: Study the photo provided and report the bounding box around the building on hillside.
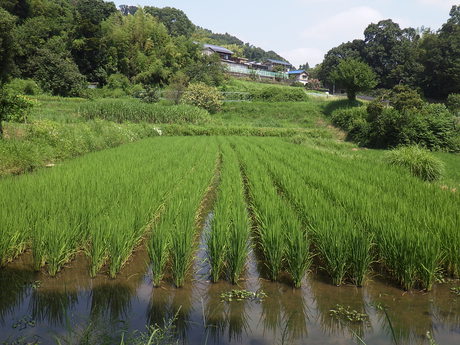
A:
[264,59,293,72]
[202,44,234,61]
[287,70,309,85]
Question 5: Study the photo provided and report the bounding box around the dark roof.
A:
[287,70,307,75]
[203,44,234,55]
[266,58,292,66]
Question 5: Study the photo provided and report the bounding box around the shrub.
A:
[446,93,460,116]
[181,82,223,113]
[0,93,35,124]
[385,145,445,181]
[106,74,131,91]
[331,107,367,131]
[6,79,42,95]
[389,85,424,112]
[133,86,161,103]
[250,86,307,102]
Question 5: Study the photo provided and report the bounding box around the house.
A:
[202,44,234,61]
[264,59,293,72]
[287,70,309,85]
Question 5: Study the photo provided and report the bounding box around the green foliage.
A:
[6,78,42,95]
[133,86,161,103]
[29,44,86,96]
[144,6,195,37]
[0,119,162,176]
[0,8,16,85]
[389,85,424,112]
[385,145,445,181]
[0,94,35,123]
[181,82,223,113]
[106,74,131,91]
[184,53,226,87]
[446,93,460,115]
[250,86,307,102]
[331,58,377,101]
[332,100,459,151]
[79,99,211,124]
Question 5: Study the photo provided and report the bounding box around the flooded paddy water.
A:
[1,215,459,345]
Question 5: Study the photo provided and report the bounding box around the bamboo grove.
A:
[0,137,458,290]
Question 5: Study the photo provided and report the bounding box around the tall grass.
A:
[385,145,445,181]
[79,99,211,125]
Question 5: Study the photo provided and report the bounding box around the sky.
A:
[113,0,458,68]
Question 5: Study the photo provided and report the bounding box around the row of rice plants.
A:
[246,137,458,290]
[206,139,250,284]
[231,139,311,287]
[235,138,371,286]
[0,137,213,277]
[149,141,220,287]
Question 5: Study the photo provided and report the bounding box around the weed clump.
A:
[385,145,445,181]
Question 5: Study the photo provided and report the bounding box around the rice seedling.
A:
[233,141,310,286]
[207,141,250,284]
[243,136,455,289]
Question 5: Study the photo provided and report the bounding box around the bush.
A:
[385,145,445,181]
[106,74,131,91]
[133,86,161,103]
[250,86,308,102]
[446,93,460,115]
[79,99,211,124]
[181,82,223,113]
[331,107,369,145]
[389,85,424,112]
[0,94,35,123]
[6,79,42,95]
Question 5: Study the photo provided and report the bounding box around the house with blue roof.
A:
[287,70,309,85]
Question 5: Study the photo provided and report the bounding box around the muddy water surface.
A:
[1,225,460,345]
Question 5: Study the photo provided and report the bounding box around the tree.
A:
[0,8,16,138]
[299,62,310,70]
[331,58,377,101]
[119,5,138,15]
[317,39,366,89]
[419,6,460,98]
[364,19,421,88]
[144,6,195,37]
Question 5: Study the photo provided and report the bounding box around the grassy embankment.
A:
[0,81,336,176]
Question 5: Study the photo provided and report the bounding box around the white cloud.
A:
[281,47,325,67]
[302,6,384,41]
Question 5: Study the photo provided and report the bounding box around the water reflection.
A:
[310,277,370,341]
[1,257,460,345]
[89,283,133,321]
[30,289,79,326]
[0,267,33,324]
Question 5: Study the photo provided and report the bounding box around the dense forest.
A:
[0,0,289,97]
[315,5,460,99]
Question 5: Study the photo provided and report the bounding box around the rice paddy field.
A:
[0,136,459,345]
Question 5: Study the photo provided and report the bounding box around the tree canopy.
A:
[331,58,377,101]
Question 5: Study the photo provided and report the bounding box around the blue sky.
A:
[113,0,458,67]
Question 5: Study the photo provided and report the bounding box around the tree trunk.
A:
[347,90,356,101]
[0,119,3,139]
